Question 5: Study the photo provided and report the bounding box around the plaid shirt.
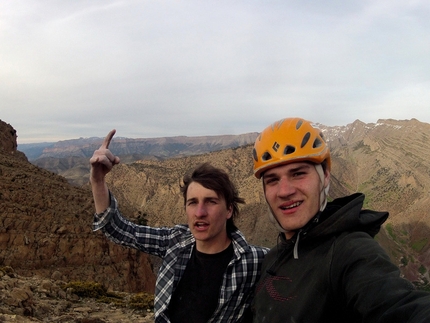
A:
[93,192,268,323]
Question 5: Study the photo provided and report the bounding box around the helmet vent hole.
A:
[301,132,311,148]
[296,119,303,129]
[284,145,295,155]
[262,152,272,161]
[252,148,258,162]
[313,138,322,148]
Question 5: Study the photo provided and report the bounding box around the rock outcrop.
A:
[0,120,156,296]
[0,120,26,162]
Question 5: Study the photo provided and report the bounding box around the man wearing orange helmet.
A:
[251,118,430,322]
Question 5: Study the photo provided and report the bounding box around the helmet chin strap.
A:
[266,164,330,233]
[267,206,288,233]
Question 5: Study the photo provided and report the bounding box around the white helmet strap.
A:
[315,164,330,212]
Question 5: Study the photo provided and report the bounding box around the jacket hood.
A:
[279,193,389,245]
[309,193,389,240]
[275,193,389,259]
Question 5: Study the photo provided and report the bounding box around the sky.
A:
[1,0,430,144]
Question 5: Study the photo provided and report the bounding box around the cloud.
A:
[1,0,429,143]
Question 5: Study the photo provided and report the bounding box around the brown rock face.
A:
[0,120,26,162]
[0,120,156,294]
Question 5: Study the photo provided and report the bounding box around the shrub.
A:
[411,238,428,252]
[0,266,14,275]
[62,281,107,298]
[129,292,155,310]
[62,281,154,311]
[418,265,427,275]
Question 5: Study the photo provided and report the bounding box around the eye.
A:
[293,171,306,178]
[264,177,278,186]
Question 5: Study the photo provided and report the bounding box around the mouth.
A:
[194,221,209,229]
[280,201,302,210]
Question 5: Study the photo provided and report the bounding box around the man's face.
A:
[263,162,329,239]
[185,182,232,253]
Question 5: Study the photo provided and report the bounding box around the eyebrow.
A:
[186,196,220,204]
[264,163,312,178]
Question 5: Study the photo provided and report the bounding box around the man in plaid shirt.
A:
[90,129,268,323]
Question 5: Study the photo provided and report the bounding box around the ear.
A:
[226,205,233,219]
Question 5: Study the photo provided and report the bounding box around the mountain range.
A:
[20,132,259,186]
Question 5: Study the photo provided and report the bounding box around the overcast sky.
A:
[1,0,430,144]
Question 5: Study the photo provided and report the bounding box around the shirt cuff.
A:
[92,191,117,232]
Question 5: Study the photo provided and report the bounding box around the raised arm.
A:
[89,129,120,213]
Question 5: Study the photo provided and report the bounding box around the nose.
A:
[195,202,208,217]
[277,178,296,198]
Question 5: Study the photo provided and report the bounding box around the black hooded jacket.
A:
[252,193,430,323]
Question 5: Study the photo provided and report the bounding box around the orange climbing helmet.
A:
[253,118,331,179]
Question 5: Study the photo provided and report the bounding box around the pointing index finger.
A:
[102,129,116,149]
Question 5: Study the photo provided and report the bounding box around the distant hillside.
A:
[21,133,259,186]
[20,133,259,160]
[17,142,56,160]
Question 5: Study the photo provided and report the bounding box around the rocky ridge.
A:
[0,120,156,322]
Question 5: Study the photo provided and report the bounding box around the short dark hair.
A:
[180,163,245,231]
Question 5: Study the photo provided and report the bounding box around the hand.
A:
[90,129,120,183]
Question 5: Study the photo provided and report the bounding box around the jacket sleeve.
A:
[331,231,430,323]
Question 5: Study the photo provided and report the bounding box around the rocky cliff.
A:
[0,120,156,295]
[0,120,27,162]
